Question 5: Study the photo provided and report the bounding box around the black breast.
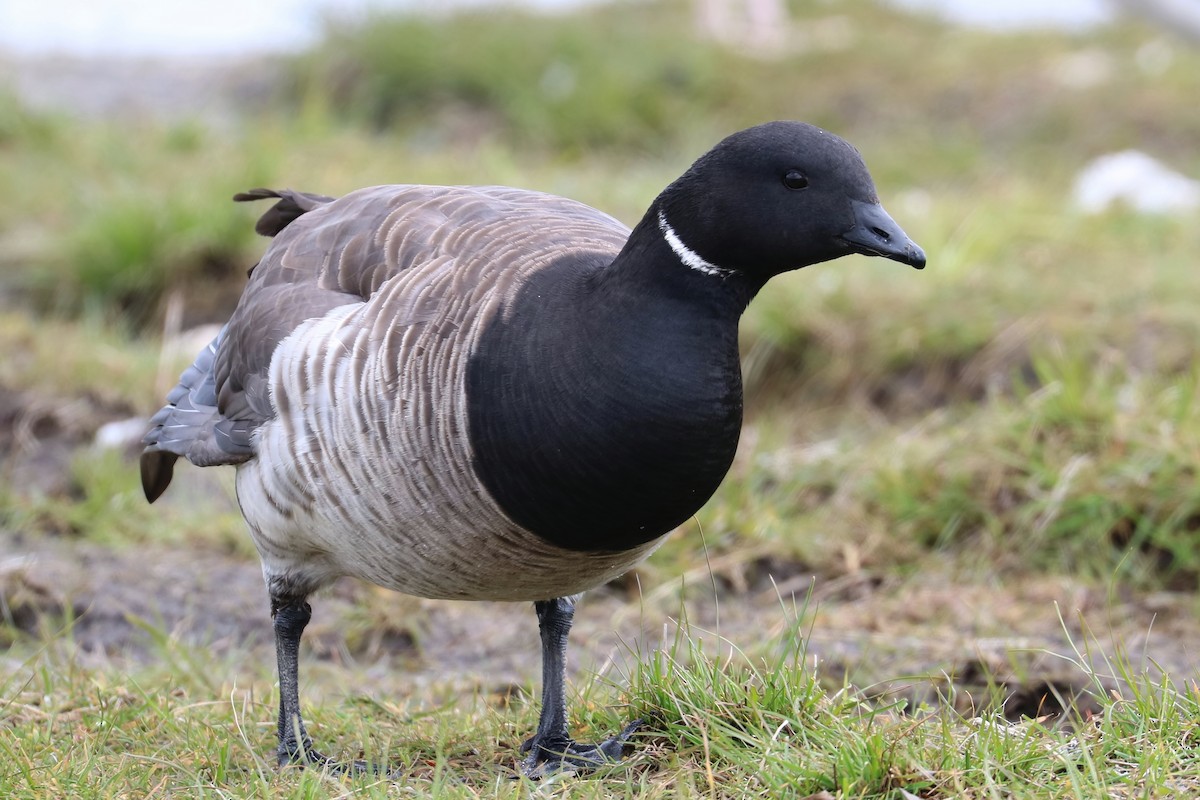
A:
[465,253,745,553]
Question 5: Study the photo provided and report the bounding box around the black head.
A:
[654,121,925,281]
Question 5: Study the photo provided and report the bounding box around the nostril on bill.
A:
[870,226,891,242]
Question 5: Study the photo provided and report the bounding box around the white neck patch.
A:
[656,210,737,278]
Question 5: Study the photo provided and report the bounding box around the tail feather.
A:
[141,451,179,504]
[141,327,253,503]
[234,188,335,237]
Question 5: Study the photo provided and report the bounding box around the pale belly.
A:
[234,455,665,602]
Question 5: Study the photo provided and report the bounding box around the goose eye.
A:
[782,170,809,190]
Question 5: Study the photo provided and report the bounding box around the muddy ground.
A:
[5,506,1199,722]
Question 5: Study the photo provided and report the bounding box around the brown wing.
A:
[142,184,630,501]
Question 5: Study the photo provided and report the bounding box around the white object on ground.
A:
[94,417,152,450]
[1073,150,1200,215]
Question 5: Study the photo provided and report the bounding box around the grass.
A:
[3,612,1198,798]
[681,357,1200,589]
[287,1,736,152]
[3,0,1200,796]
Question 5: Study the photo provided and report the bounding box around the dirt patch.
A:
[0,383,136,498]
[4,520,1197,723]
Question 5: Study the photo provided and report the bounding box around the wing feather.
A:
[142,184,629,502]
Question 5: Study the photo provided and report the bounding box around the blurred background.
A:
[2,0,1200,787]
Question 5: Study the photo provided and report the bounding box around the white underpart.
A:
[657,210,737,278]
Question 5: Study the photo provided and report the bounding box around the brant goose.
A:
[142,121,925,775]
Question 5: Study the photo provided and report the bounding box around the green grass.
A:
[4,0,1200,796]
[287,1,737,153]
[673,357,1200,590]
[3,614,1197,798]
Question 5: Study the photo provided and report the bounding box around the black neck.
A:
[465,213,755,553]
[601,202,764,317]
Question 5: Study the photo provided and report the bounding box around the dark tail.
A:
[234,188,336,237]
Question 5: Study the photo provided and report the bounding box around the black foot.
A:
[519,719,642,778]
[278,740,398,778]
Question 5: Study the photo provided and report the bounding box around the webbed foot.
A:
[278,738,399,778]
[519,719,642,777]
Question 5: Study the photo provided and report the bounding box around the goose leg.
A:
[519,597,641,777]
[272,595,378,774]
